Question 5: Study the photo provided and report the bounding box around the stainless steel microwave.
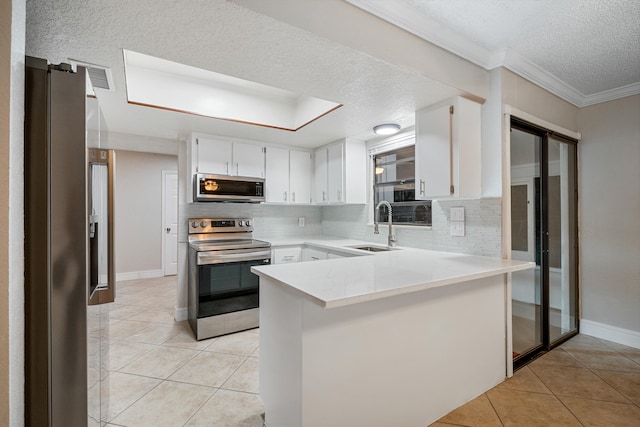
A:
[194,173,265,202]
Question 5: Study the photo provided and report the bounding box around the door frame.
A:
[161,170,178,276]
[502,106,580,373]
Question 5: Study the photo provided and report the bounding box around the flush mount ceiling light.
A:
[373,123,401,135]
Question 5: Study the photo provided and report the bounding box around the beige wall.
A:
[1,0,12,422]
[115,150,178,276]
[502,68,579,132]
[579,94,640,334]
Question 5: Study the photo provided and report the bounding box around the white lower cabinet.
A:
[272,245,355,264]
[271,247,302,264]
[302,247,328,262]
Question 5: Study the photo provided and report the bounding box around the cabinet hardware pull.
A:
[236,163,239,176]
[225,161,229,175]
[322,191,326,202]
[338,190,342,201]
[284,192,287,201]
[292,192,296,202]
[420,179,425,195]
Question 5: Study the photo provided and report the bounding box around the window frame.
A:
[367,131,432,228]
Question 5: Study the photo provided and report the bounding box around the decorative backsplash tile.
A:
[321,198,502,257]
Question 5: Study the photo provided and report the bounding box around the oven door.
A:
[196,249,271,318]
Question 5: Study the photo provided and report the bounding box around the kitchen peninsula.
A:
[252,242,534,427]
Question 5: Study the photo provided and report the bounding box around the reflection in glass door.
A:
[510,119,579,368]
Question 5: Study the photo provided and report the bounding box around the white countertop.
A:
[252,238,535,309]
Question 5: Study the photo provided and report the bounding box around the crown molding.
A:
[501,50,585,106]
[581,82,640,107]
[345,0,493,69]
[345,0,639,108]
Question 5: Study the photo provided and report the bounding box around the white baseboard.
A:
[581,319,640,349]
[175,307,188,322]
[116,269,164,282]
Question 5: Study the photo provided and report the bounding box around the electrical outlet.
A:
[450,207,465,222]
[450,221,465,237]
[298,217,305,227]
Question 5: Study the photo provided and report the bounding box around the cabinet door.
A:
[314,148,328,204]
[289,150,312,204]
[233,142,265,178]
[302,247,327,262]
[265,147,290,203]
[196,137,232,175]
[415,104,452,199]
[327,143,344,203]
[272,247,302,264]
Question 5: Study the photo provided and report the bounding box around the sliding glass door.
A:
[510,118,578,368]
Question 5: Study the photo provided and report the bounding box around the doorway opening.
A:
[510,117,579,369]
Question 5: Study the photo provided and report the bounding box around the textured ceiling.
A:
[349,0,640,104]
[26,0,639,146]
[25,0,457,147]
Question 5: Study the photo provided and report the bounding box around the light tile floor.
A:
[96,276,264,427]
[100,277,640,426]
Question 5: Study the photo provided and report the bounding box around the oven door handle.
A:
[197,249,272,266]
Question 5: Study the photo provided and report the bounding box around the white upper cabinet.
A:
[233,141,265,178]
[289,149,312,204]
[327,143,344,203]
[314,138,366,204]
[190,135,265,178]
[314,147,329,204]
[265,147,312,204]
[415,96,481,200]
[265,146,290,203]
[195,138,233,176]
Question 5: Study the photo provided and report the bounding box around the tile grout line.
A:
[482,391,507,427]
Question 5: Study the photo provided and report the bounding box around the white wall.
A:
[3,0,26,424]
[115,150,178,279]
[579,94,640,347]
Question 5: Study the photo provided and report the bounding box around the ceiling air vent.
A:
[68,59,114,92]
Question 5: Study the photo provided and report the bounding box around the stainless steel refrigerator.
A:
[24,56,115,427]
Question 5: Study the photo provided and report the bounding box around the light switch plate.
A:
[450,221,465,237]
[450,207,465,222]
[298,217,305,227]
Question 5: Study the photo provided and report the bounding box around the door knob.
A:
[166,227,171,233]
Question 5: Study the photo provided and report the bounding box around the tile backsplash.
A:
[182,203,322,240]
[321,198,503,257]
[181,198,502,257]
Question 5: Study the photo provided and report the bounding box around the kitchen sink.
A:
[349,245,397,252]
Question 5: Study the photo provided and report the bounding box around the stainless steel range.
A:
[188,218,271,340]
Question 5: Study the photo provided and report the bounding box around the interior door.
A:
[163,171,178,276]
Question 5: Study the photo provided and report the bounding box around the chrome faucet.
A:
[374,200,397,247]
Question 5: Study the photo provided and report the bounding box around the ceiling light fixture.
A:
[373,123,401,135]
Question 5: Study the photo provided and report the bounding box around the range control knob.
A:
[237,220,244,227]
[191,221,199,228]
[245,220,251,227]
[200,221,208,228]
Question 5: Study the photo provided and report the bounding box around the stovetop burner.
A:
[187,218,270,252]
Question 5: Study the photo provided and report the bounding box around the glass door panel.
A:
[510,128,543,358]
[548,137,578,343]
